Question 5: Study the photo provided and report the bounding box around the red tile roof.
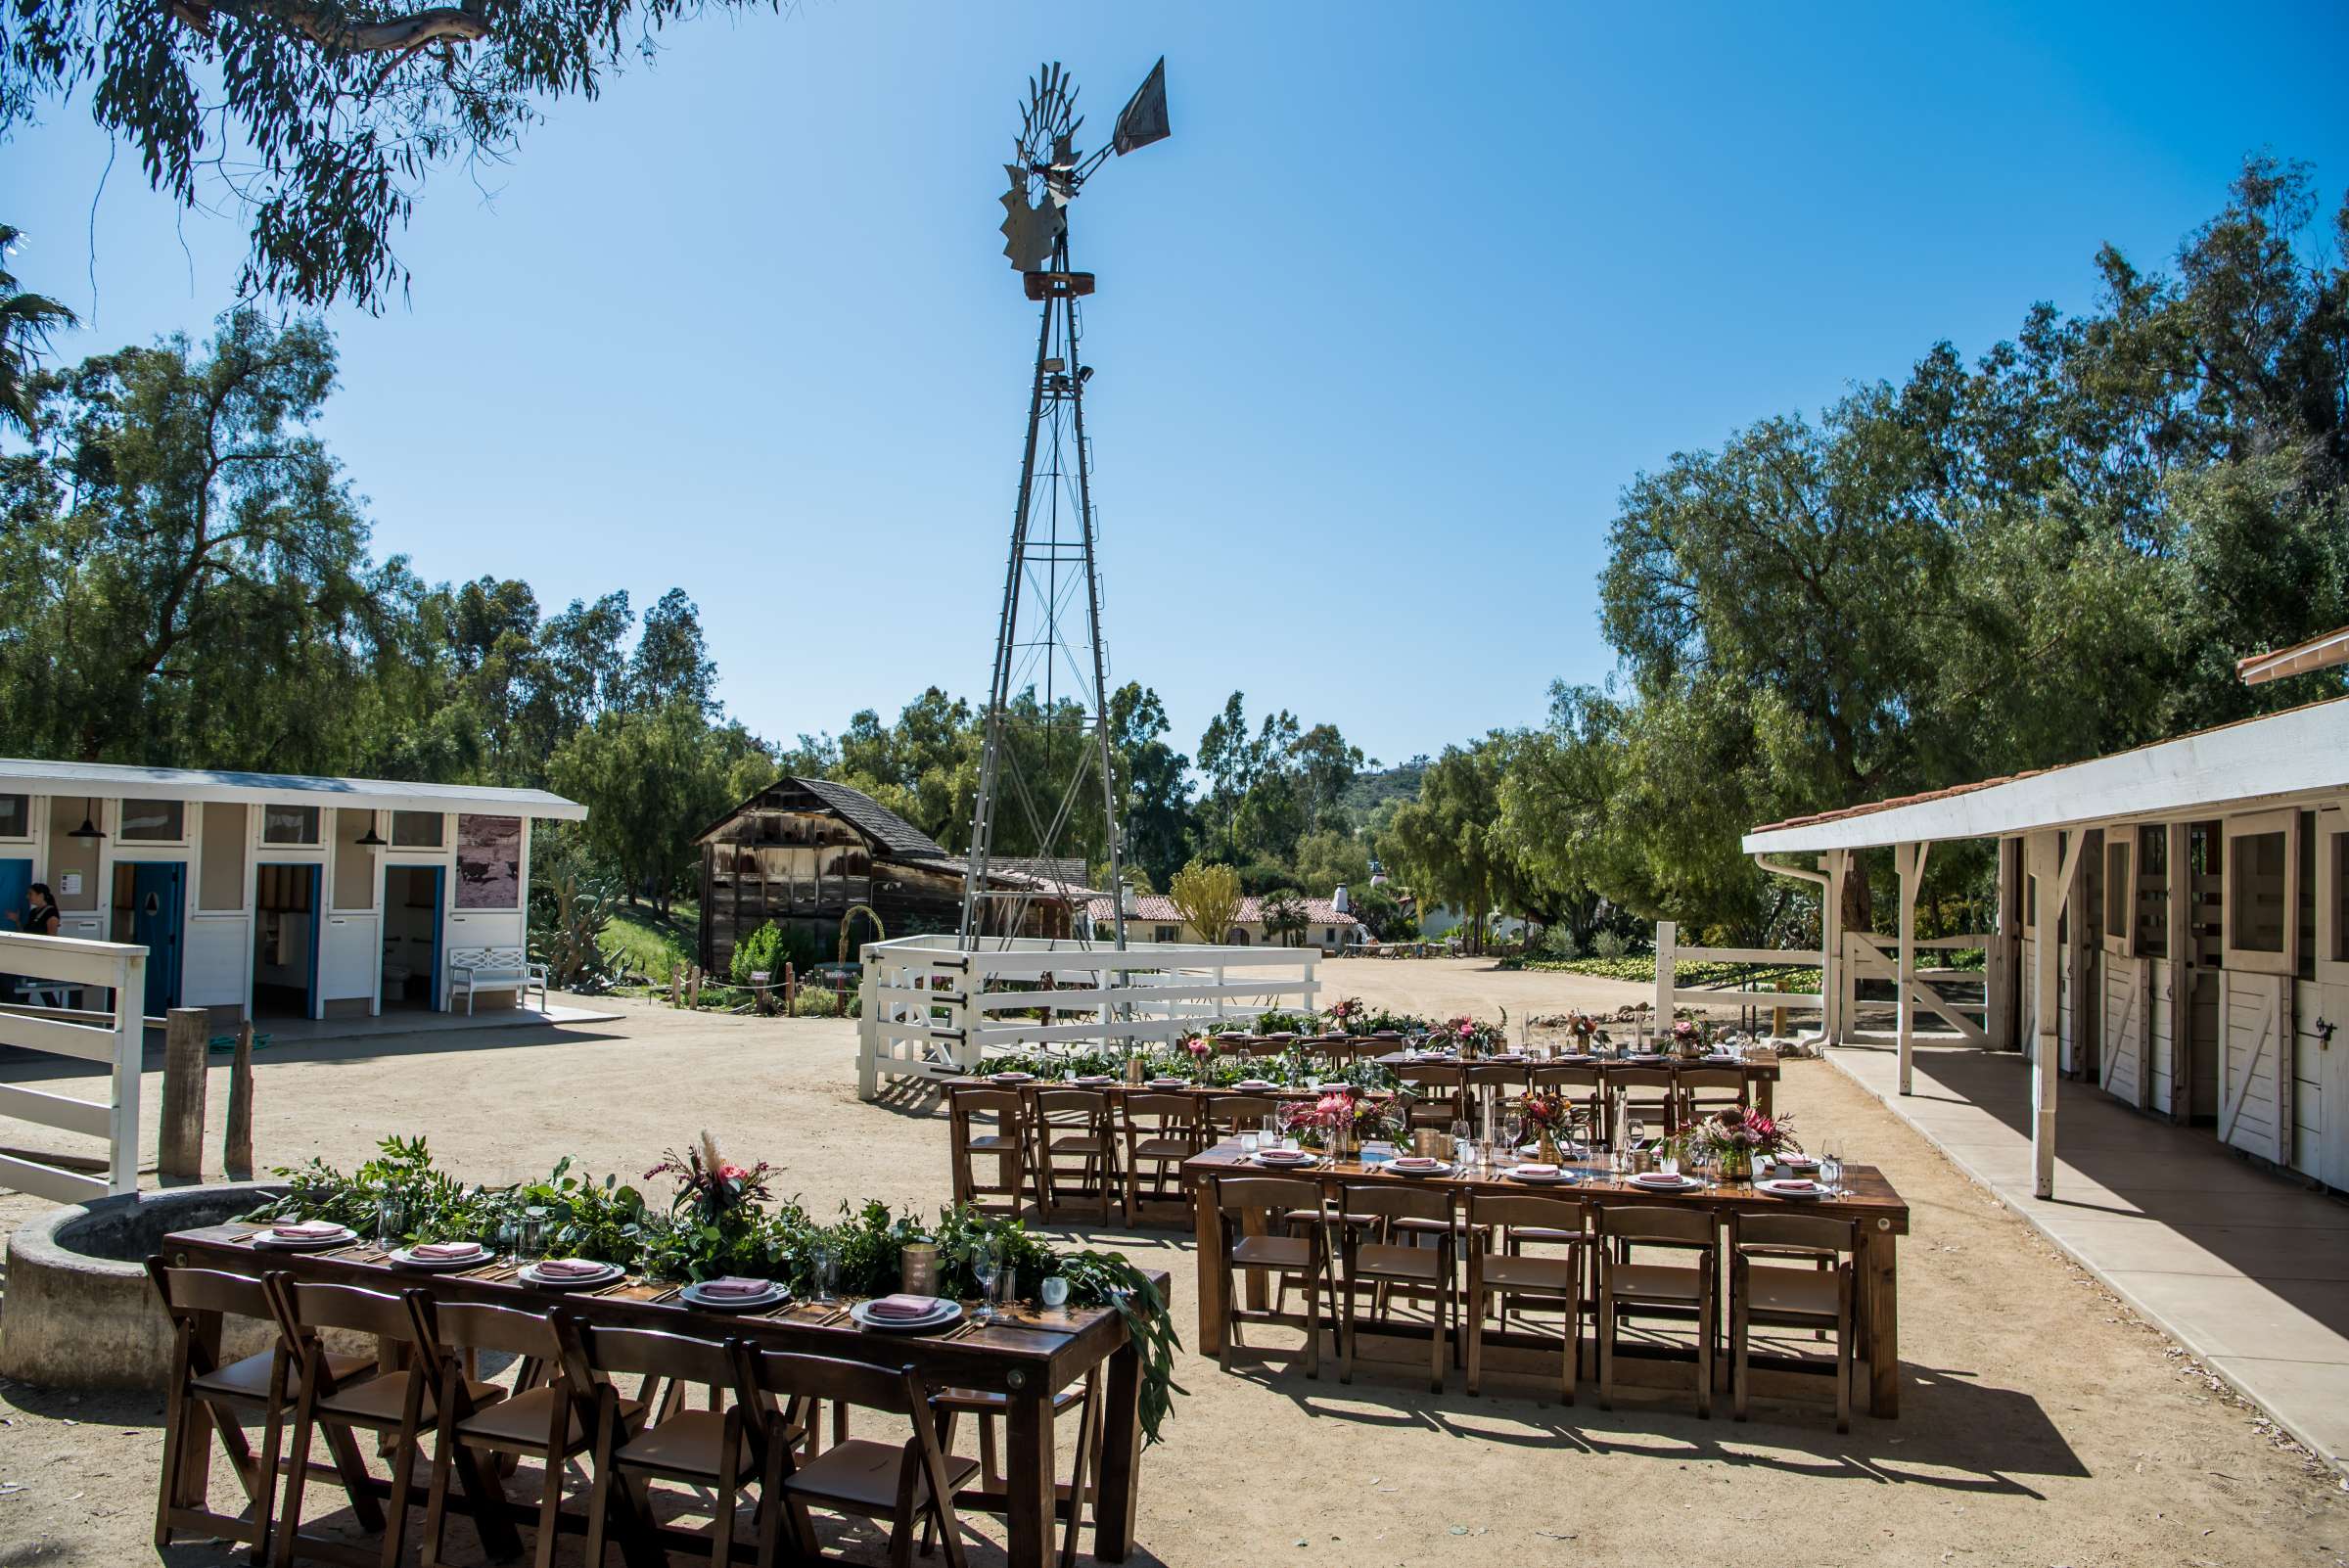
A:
[1082,894,1366,932]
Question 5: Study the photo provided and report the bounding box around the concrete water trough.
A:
[1,1182,286,1391]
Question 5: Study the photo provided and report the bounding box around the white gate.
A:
[0,932,149,1202]
[856,935,1319,1098]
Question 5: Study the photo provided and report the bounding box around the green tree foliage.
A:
[3,0,788,309]
[1259,889,1309,947]
[1166,858,1244,945]
[1379,738,1514,954]
[0,224,76,436]
[550,700,762,909]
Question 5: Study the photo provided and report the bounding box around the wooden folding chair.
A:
[408,1296,625,1568]
[1594,1205,1717,1418]
[147,1260,370,1564]
[1530,1063,1604,1134]
[1117,1092,1201,1223]
[1728,1212,1858,1431]
[1677,1066,1749,1128]
[1604,1066,1680,1140]
[1199,1093,1279,1142]
[1205,1175,1328,1379]
[925,1374,1099,1568]
[566,1318,757,1568]
[1393,1063,1463,1131]
[1336,1182,1455,1393]
[1459,1064,1528,1136]
[266,1276,515,1568]
[1461,1192,1589,1404]
[733,1349,980,1568]
[947,1087,1033,1218]
[1031,1087,1118,1223]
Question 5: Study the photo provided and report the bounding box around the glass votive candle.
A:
[900,1239,941,1295]
[1040,1275,1070,1309]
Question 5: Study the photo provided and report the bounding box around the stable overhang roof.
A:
[1741,694,2349,854]
[0,759,587,821]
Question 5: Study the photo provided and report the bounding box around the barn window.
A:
[2102,835,2134,957]
[0,793,29,840]
[120,798,186,842]
[2223,811,2292,976]
[392,811,445,848]
[2136,826,2168,958]
[262,804,321,845]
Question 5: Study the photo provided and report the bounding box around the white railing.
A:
[0,932,148,1203]
[1652,921,1826,1035]
[856,935,1319,1098]
[1842,930,1992,1046]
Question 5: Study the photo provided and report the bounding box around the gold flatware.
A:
[649,1285,684,1304]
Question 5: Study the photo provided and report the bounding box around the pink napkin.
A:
[1771,1178,1819,1193]
[697,1276,770,1298]
[990,1072,1033,1083]
[1393,1156,1442,1171]
[1257,1149,1311,1163]
[1236,1080,1273,1089]
[1777,1155,1819,1169]
[1513,1163,1560,1177]
[1632,1173,1685,1186]
[411,1241,484,1261]
[268,1221,344,1240]
[533,1258,607,1279]
[867,1294,943,1319]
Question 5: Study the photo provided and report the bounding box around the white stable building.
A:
[0,760,583,1025]
[1744,681,2349,1198]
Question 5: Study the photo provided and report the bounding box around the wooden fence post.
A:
[784,961,797,1011]
[160,1008,209,1180]
[224,1023,255,1179]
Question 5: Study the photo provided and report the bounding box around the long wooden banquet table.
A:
[162,1222,1164,1567]
[1371,1049,1784,1117]
[1181,1142,1910,1416]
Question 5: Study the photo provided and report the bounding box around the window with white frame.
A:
[392,810,445,848]
[2223,810,2292,975]
[262,804,322,846]
[2102,834,2133,956]
[119,798,186,842]
[0,793,27,840]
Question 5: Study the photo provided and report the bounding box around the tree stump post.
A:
[783,962,796,1012]
[687,965,702,1009]
[224,1023,255,1179]
[160,1008,209,1180]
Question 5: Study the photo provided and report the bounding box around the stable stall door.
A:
[110,861,186,1016]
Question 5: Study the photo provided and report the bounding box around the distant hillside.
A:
[1340,757,1427,828]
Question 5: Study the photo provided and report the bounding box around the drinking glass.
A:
[375,1195,407,1252]
[971,1241,1001,1326]
[811,1244,839,1304]
[1819,1138,1846,1196]
[1261,1113,1282,1148]
[520,1206,549,1264]
[1450,1117,1473,1168]
[1239,1129,1261,1156]
[494,1215,521,1266]
[1626,1116,1646,1151]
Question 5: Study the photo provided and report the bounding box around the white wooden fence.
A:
[1652,921,1825,1037]
[1840,931,1992,1046]
[0,932,148,1203]
[856,935,1319,1098]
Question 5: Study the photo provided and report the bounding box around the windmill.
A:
[958,59,1171,951]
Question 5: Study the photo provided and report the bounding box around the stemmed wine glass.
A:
[970,1240,1000,1326]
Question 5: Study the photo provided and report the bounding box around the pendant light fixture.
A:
[355,816,388,848]
[67,797,104,840]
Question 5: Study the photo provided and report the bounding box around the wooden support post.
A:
[1987,838,2019,1050]
[783,961,797,1011]
[2029,830,2083,1200]
[668,962,682,1008]
[687,965,702,1009]
[223,1023,255,1179]
[1896,842,1928,1096]
[1823,852,1850,1043]
[160,1008,210,1181]
[1654,920,1678,1029]
[2165,821,2191,1122]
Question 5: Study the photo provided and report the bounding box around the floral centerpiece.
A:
[1519,1090,1572,1163]
[1686,1106,1796,1179]
[1282,1091,1405,1156]
[1322,995,1362,1034]
[1439,1013,1509,1057]
[646,1130,774,1223]
[1184,1034,1214,1083]
[1566,1012,1599,1051]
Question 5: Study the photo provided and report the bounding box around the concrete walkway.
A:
[1831,1041,2349,1471]
[243,1000,622,1043]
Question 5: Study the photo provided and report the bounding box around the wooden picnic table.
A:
[161,1224,1164,1568]
[1179,1141,1909,1416]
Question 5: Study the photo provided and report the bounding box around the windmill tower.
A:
[957,60,1170,951]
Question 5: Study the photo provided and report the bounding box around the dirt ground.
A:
[1,959,2342,1566]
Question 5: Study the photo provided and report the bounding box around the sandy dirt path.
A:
[0,977,2340,1566]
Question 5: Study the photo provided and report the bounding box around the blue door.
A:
[0,858,28,934]
[424,866,444,1011]
[130,862,185,1015]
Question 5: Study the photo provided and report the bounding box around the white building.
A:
[0,760,583,1024]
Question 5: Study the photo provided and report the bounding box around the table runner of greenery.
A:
[245,1134,1184,1443]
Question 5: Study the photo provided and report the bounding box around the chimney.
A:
[1332,884,1350,914]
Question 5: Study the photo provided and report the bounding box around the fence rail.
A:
[1652,921,1826,1030]
[0,932,147,1203]
[856,936,1319,1098]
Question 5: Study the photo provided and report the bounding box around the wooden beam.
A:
[2166,821,2191,1123]
[2030,829,2065,1199]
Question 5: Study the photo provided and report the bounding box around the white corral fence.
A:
[0,932,148,1202]
[856,936,1319,1098]
[1652,921,1826,1038]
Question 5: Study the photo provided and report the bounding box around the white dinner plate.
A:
[1506,1167,1577,1185]
[1252,1150,1317,1168]
[520,1260,622,1291]
[682,1280,789,1312]
[850,1299,962,1333]
[1626,1174,1705,1192]
[1387,1160,1451,1178]
[253,1224,357,1251]
[1756,1178,1828,1199]
[390,1243,489,1270]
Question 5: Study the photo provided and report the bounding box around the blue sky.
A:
[11,1,2347,769]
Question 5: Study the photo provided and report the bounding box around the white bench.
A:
[446,945,549,1014]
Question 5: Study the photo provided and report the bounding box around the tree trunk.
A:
[1841,855,1875,935]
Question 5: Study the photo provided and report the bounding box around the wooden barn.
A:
[693,777,1093,973]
